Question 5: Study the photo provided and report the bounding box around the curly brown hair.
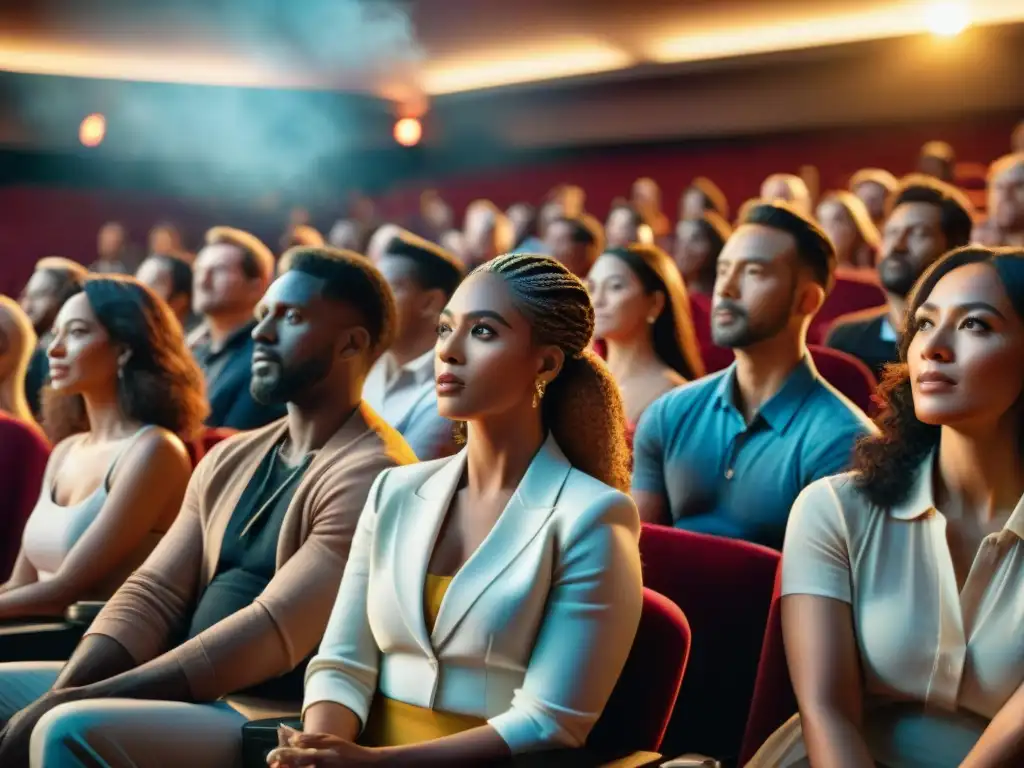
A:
[42,276,208,444]
[853,246,1024,507]
[478,253,631,492]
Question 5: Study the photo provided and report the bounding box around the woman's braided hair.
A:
[476,253,631,491]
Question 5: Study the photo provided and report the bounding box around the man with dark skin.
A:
[0,247,415,767]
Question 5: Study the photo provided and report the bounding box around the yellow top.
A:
[361,574,488,747]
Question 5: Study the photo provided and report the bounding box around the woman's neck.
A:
[605,333,662,382]
[466,406,545,497]
[82,390,139,442]
[937,419,1024,524]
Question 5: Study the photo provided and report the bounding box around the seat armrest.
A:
[64,601,107,627]
[660,754,722,767]
[241,717,302,768]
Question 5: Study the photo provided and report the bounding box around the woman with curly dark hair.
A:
[750,246,1024,767]
[273,253,641,767]
[0,275,207,622]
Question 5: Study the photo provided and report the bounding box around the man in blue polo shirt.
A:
[632,202,875,550]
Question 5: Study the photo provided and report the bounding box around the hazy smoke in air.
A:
[11,0,426,198]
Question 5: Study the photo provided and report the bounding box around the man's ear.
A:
[338,326,371,360]
[420,288,447,320]
[798,280,826,317]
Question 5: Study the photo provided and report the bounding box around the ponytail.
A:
[543,349,630,492]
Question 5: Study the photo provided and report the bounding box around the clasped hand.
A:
[267,724,384,767]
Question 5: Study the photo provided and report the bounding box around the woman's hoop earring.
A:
[452,420,467,446]
[532,378,547,409]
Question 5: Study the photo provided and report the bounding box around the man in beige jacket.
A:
[0,247,416,767]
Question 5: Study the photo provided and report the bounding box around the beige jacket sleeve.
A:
[170,451,395,701]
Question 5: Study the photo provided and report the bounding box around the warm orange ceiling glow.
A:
[0,2,1021,97]
[416,39,634,95]
[647,0,1021,63]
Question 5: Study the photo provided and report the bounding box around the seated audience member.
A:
[440,229,468,264]
[0,247,416,766]
[365,234,464,460]
[148,222,192,263]
[0,276,206,622]
[827,176,974,377]
[463,199,514,270]
[420,191,454,240]
[605,201,652,249]
[546,213,605,278]
[91,221,139,275]
[680,177,730,221]
[631,203,875,549]
[19,257,87,417]
[282,224,326,253]
[850,168,899,230]
[918,139,957,183]
[0,296,39,424]
[136,252,196,330]
[749,246,1024,768]
[973,215,1002,247]
[989,152,1024,247]
[588,244,704,430]
[0,412,49,582]
[192,226,287,430]
[272,253,641,767]
[506,202,539,252]
[761,173,812,217]
[327,218,365,252]
[816,191,881,269]
[631,177,671,238]
[674,211,732,297]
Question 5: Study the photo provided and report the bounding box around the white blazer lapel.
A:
[430,435,572,649]
[392,450,468,658]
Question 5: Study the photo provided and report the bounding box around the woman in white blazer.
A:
[271,253,643,767]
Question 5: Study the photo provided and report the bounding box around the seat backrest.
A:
[587,587,691,754]
[202,426,238,455]
[809,270,886,344]
[639,525,779,762]
[739,565,798,765]
[808,344,878,416]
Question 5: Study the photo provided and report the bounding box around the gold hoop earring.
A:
[452,420,467,446]
[532,378,547,409]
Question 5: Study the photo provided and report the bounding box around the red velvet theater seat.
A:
[739,566,798,766]
[639,525,779,764]
[587,587,691,757]
[809,269,886,345]
[808,344,878,416]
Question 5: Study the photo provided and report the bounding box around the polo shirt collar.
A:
[712,355,820,434]
[889,450,1024,539]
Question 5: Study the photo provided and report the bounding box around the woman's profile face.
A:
[908,262,1024,429]
[817,200,860,264]
[434,272,548,423]
[46,292,120,396]
[587,254,655,342]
